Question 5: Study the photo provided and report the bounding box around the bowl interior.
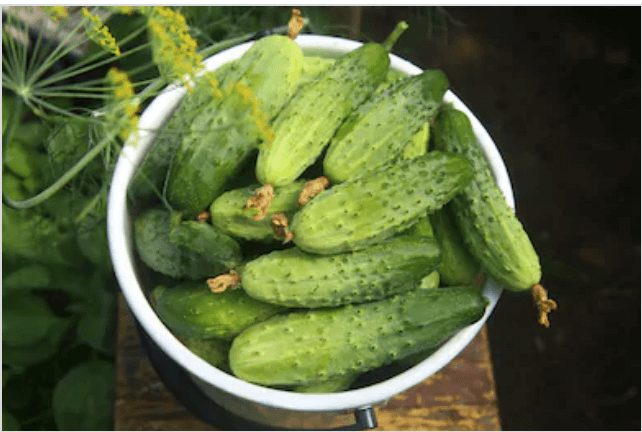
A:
[107,34,510,412]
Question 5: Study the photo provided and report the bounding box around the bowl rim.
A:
[107,34,511,413]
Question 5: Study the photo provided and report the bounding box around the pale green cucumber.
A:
[229,286,488,386]
[209,180,306,242]
[323,68,448,183]
[255,22,408,187]
[433,107,541,291]
[241,235,441,308]
[290,151,473,255]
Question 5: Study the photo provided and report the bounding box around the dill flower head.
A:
[81,7,121,56]
[144,6,218,95]
[41,6,68,23]
[106,68,140,142]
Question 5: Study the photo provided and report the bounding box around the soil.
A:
[326,6,641,431]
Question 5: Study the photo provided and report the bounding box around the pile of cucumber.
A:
[131,22,553,393]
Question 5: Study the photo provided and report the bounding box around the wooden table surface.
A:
[115,294,502,431]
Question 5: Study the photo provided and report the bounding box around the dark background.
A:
[324,6,640,431]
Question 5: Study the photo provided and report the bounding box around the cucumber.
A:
[241,235,441,308]
[290,151,473,255]
[209,180,305,242]
[133,208,242,279]
[323,68,448,183]
[419,270,440,289]
[293,373,359,393]
[433,107,540,291]
[428,207,480,286]
[166,35,304,216]
[182,337,230,370]
[128,61,234,202]
[229,286,488,386]
[296,56,335,89]
[255,22,408,187]
[150,282,285,340]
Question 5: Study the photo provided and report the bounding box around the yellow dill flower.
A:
[106,68,140,141]
[81,7,121,56]
[41,6,68,23]
[144,6,217,95]
[231,82,275,145]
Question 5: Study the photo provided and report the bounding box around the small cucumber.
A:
[166,35,304,216]
[323,68,448,183]
[255,22,408,187]
[209,180,306,242]
[428,207,481,286]
[182,337,230,370]
[290,151,473,255]
[229,286,488,386]
[150,283,286,340]
[241,235,441,308]
[433,108,541,292]
[134,208,242,279]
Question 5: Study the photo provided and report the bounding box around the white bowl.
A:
[107,34,511,429]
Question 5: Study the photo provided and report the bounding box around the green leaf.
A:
[2,204,83,267]
[1,315,70,368]
[77,291,116,354]
[2,292,68,347]
[3,139,41,179]
[76,215,112,272]
[52,360,114,431]
[16,120,49,149]
[2,172,29,202]
[2,408,20,431]
[2,264,51,296]
[2,92,13,135]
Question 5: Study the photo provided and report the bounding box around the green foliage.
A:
[52,361,114,431]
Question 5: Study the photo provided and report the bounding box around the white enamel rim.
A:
[107,34,511,413]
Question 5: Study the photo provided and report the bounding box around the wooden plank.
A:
[115,294,501,431]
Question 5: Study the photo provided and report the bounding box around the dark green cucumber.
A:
[133,208,242,279]
[229,286,488,386]
[241,235,441,308]
[150,282,285,340]
[209,180,306,242]
[182,337,230,370]
[128,61,234,202]
[290,151,473,255]
[323,69,448,183]
[166,35,304,216]
[255,22,408,187]
[433,108,541,291]
[428,207,481,286]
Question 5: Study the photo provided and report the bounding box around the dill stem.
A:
[3,129,119,209]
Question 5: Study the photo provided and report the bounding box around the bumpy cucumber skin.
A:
[229,286,488,386]
[150,283,286,340]
[166,36,304,216]
[241,235,441,308]
[209,180,306,242]
[428,207,480,286]
[291,151,473,255]
[129,62,234,203]
[323,69,448,183]
[255,42,390,187]
[296,56,335,90]
[433,108,541,291]
[134,208,241,279]
[169,220,243,275]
